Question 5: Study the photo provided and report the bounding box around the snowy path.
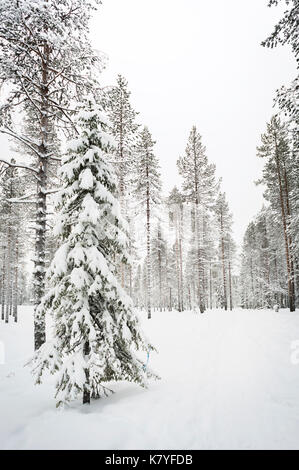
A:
[0,307,299,449]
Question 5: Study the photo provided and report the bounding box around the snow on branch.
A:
[0,158,38,175]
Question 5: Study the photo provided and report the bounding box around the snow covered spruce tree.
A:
[30,99,158,406]
[134,127,162,319]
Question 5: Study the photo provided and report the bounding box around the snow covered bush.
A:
[30,97,158,406]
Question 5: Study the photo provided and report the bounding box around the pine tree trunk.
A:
[195,203,204,313]
[209,261,213,309]
[220,212,227,311]
[274,136,295,312]
[250,255,254,309]
[175,235,181,311]
[83,340,90,405]
[119,97,126,290]
[282,164,296,311]
[146,163,151,319]
[13,235,19,322]
[179,238,184,311]
[158,228,162,312]
[1,248,5,321]
[228,256,233,311]
[34,41,49,350]
[5,222,11,323]
[9,275,13,316]
[193,142,205,314]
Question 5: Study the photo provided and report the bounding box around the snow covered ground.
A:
[0,307,299,450]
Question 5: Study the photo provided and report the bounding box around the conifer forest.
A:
[0,0,298,451]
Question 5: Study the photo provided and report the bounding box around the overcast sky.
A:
[91,0,296,246]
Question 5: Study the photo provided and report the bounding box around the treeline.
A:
[240,0,298,311]
[96,77,238,316]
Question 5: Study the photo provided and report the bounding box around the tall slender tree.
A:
[177,126,217,313]
[134,127,162,319]
[257,116,296,311]
[214,192,233,311]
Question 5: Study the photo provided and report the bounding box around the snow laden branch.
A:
[0,158,39,176]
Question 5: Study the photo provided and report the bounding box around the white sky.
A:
[90,0,296,246]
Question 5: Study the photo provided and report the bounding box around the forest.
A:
[0,0,298,451]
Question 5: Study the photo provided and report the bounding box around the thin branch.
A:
[0,158,38,174]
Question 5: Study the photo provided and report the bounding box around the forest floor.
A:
[0,307,299,449]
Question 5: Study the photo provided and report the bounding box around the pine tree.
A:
[107,75,139,205]
[151,220,167,311]
[240,205,292,310]
[30,98,158,406]
[214,192,233,311]
[177,126,217,313]
[107,75,140,291]
[167,187,185,311]
[134,127,162,319]
[257,116,296,311]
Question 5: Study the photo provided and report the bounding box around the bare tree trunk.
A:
[274,136,295,312]
[195,203,204,313]
[9,274,13,316]
[158,227,162,312]
[179,238,184,311]
[1,248,5,321]
[83,340,90,404]
[119,96,126,290]
[209,261,213,309]
[220,212,227,311]
[13,235,19,322]
[5,223,11,323]
[282,163,296,311]
[188,285,191,311]
[192,136,204,314]
[250,255,255,308]
[146,163,151,319]
[228,254,233,311]
[34,41,50,350]
[175,236,181,311]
